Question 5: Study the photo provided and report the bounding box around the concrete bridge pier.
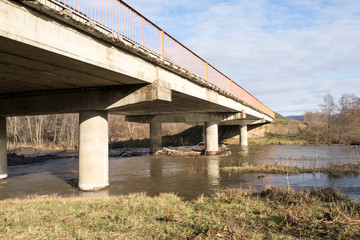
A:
[150,121,162,154]
[205,122,219,155]
[202,125,206,143]
[0,117,7,179]
[240,124,248,147]
[78,111,109,191]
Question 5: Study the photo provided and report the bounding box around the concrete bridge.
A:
[0,0,274,191]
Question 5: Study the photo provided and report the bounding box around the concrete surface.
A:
[150,121,162,153]
[79,111,109,191]
[205,122,219,155]
[240,124,248,147]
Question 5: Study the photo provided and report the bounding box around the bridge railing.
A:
[49,0,274,119]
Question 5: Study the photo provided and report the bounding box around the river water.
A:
[1,145,359,201]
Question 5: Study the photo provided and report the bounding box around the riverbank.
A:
[0,187,359,239]
[221,162,360,178]
[248,133,315,145]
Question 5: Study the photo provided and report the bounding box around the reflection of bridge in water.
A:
[0,0,274,191]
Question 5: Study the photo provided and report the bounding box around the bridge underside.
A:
[0,35,255,117]
[0,0,273,191]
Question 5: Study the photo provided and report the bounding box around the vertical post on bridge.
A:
[161,30,165,60]
[78,111,109,191]
[206,63,209,81]
[0,116,7,179]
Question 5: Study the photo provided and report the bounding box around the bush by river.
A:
[0,187,359,239]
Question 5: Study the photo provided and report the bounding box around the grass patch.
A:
[249,133,315,146]
[0,188,359,239]
[221,165,314,175]
[322,162,360,178]
[221,162,360,178]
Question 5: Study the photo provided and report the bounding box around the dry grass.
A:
[249,134,312,146]
[185,162,208,175]
[322,162,360,178]
[0,188,359,239]
[221,164,315,175]
[221,162,360,178]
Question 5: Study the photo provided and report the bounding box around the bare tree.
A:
[126,122,136,140]
[320,93,337,144]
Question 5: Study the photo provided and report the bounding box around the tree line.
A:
[5,93,359,150]
[304,93,360,145]
[6,114,190,150]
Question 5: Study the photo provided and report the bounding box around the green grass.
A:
[0,187,359,239]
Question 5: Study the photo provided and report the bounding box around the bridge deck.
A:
[0,0,274,120]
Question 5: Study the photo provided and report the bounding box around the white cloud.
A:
[127,0,360,116]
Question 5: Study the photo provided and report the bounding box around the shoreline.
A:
[221,162,360,178]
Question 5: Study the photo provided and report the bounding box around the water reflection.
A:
[1,145,359,201]
[207,157,220,186]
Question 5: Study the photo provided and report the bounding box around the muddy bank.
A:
[6,143,226,166]
[7,151,77,166]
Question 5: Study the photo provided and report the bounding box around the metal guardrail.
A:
[47,0,274,118]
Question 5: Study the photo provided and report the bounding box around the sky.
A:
[126,0,360,116]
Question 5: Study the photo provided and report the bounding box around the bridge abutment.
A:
[0,117,7,179]
[240,124,248,147]
[150,121,162,153]
[205,122,219,155]
[78,111,109,191]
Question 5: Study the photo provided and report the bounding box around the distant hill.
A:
[286,115,304,121]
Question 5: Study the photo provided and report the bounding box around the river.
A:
[1,145,359,201]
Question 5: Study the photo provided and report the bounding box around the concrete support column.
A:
[205,122,219,155]
[240,124,248,147]
[79,111,109,191]
[202,124,206,143]
[0,117,7,179]
[150,121,162,153]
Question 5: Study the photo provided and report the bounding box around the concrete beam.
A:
[126,112,244,123]
[189,119,268,126]
[0,83,171,116]
[78,111,109,191]
[0,117,7,179]
[205,122,219,155]
[150,121,162,153]
[219,119,268,126]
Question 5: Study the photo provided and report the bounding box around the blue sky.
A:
[126,0,360,116]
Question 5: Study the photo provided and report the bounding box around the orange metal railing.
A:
[50,0,274,119]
